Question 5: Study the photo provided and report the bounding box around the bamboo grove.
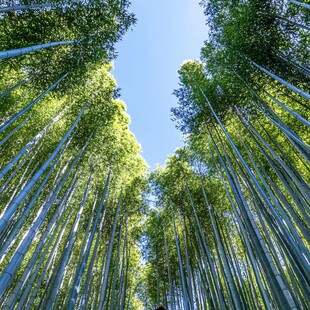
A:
[0,1,309,310]
[0,1,148,309]
[140,1,310,309]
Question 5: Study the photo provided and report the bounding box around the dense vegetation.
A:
[141,0,309,309]
[0,1,148,309]
[0,0,309,309]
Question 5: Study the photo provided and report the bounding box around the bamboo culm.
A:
[0,104,86,236]
[0,72,69,133]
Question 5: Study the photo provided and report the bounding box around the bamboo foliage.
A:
[0,4,147,304]
[1,0,309,309]
[145,2,309,308]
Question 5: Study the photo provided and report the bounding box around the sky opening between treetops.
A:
[113,0,207,170]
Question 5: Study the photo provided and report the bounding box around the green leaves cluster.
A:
[0,0,136,90]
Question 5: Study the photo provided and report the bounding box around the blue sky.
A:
[113,0,207,170]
